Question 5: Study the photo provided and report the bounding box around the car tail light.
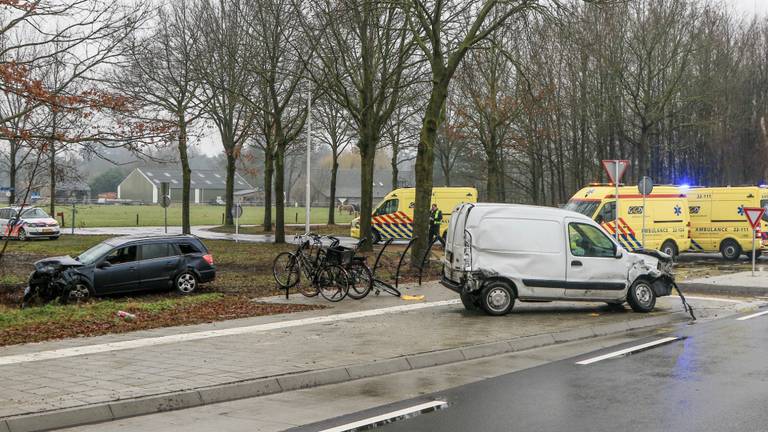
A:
[203,254,214,265]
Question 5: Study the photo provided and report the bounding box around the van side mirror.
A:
[615,249,623,259]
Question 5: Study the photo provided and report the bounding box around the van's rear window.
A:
[564,200,599,218]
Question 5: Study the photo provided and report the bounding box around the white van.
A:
[442,203,675,315]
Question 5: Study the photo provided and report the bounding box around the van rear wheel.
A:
[720,239,741,261]
[480,282,515,316]
[660,240,678,258]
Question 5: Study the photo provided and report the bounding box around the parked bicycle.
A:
[323,236,374,300]
[272,234,350,302]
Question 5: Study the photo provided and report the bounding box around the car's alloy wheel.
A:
[68,283,91,302]
[17,228,26,241]
[176,272,197,294]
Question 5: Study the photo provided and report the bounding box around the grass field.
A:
[51,204,356,228]
[0,234,441,346]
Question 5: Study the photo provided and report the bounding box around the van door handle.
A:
[571,260,582,267]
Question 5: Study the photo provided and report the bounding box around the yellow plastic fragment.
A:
[401,295,425,301]
[589,313,600,317]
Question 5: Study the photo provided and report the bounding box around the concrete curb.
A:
[678,282,768,297]
[0,313,688,432]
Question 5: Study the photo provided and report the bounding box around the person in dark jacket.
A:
[429,203,445,246]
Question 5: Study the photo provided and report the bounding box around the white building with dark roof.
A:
[117,167,252,204]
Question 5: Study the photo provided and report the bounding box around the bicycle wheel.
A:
[316,265,349,302]
[346,260,373,300]
[273,252,300,289]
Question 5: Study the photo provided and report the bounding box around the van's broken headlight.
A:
[463,230,472,271]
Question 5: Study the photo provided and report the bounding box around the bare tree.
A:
[193,0,258,226]
[313,96,354,224]
[302,0,417,250]
[116,1,206,234]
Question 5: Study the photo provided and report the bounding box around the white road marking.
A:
[576,337,679,365]
[0,300,461,366]
[736,310,768,321]
[318,400,448,432]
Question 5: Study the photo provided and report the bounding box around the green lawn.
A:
[51,204,355,227]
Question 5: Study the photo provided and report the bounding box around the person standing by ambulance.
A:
[429,203,445,247]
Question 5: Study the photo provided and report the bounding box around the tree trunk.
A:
[411,80,447,265]
[178,117,191,234]
[274,145,286,243]
[358,136,375,251]
[224,150,235,226]
[48,141,56,216]
[486,148,502,202]
[391,141,399,189]
[263,148,273,232]
[8,142,16,205]
[328,155,338,225]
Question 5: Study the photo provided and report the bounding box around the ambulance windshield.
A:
[762,200,768,221]
[564,200,599,218]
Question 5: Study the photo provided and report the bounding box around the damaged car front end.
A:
[628,249,675,297]
[22,256,90,308]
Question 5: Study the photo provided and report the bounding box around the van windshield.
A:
[373,199,399,216]
[762,200,768,221]
[564,200,599,218]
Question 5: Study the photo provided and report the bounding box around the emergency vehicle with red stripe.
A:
[564,185,691,257]
[350,187,477,243]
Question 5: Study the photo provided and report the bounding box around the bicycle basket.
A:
[325,246,355,265]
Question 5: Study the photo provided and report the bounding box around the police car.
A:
[0,207,61,240]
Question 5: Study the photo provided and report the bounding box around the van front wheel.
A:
[480,282,515,316]
[720,239,741,261]
[627,279,656,313]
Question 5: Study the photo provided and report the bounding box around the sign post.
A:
[637,176,654,248]
[602,160,630,241]
[234,199,243,243]
[160,182,170,234]
[743,207,765,277]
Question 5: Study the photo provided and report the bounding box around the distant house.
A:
[117,168,252,204]
[311,169,393,206]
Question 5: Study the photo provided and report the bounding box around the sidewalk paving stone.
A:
[0,282,742,431]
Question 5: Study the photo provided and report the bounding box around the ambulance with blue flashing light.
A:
[687,186,768,260]
[564,184,690,257]
[350,187,477,243]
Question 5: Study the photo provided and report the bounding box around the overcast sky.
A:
[193,0,768,157]
[730,0,768,16]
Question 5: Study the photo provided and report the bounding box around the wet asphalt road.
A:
[302,308,768,432]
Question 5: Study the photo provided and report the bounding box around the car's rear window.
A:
[178,243,201,254]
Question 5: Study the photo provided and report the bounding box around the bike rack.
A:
[394,237,417,290]
[417,237,439,286]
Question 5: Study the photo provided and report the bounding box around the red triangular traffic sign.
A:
[601,160,630,185]
[743,207,765,229]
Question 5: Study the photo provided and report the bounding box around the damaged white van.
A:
[441,203,675,315]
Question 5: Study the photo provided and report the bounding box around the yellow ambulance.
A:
[564,184,690,257]
[350,187,478,243]
[687,186,768,260]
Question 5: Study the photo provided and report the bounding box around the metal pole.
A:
[305,84,311,234]
[614,163,619,241]
[164,204,167,234]
[642,193,646,247]
[235,198,240,243]
[71,202,75,235]
[752,228,757,277]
